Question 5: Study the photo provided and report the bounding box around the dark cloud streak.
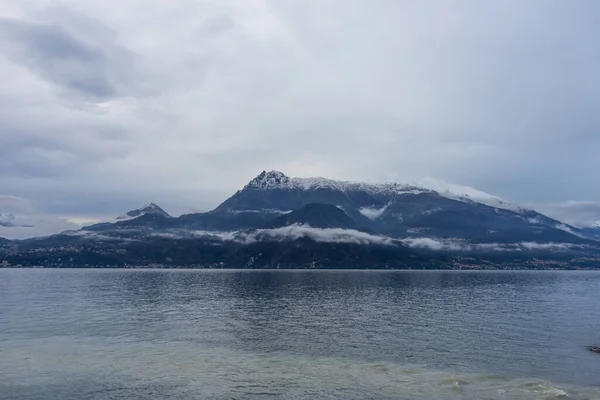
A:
[0,17,116,100]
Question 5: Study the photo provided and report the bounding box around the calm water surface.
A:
[1,269,599,399]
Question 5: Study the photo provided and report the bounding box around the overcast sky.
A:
[1,0,599,230]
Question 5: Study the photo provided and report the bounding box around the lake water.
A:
[1,269,599,400]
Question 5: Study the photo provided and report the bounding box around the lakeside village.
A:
[2,255,600,270]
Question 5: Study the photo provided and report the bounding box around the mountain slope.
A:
[2,228,443,269]
[264,203,357,229]
[82,171,589,244]
[86,203,175,232]
[581,226,600,240]
[176,210,280,231]
[15,170,598,270]
[216,171,425,215]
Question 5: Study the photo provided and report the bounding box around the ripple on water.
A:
[2,269,600,400]
[1,337,599,400]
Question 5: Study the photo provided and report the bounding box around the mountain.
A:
[581,226,600,240]
[176,210,278,231]
[86,203,175,232]
[0,233,445,269]
[214,171,586,243]
[4,171,600,269]
[80,171,589,244]
[4,225,598,269]
[216,171,424,214]
[117,203,171,220]
[74,170,594,246]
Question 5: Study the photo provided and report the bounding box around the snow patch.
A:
[359,203,389,220]
[422,207,442,216]
[555,224,584,238]
[227,209,291,215]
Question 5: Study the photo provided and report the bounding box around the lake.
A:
[1,269,599,399]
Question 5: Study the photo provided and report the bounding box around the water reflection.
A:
[1,269,599,394]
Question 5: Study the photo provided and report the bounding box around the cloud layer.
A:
[1,0,599,224]
[533,202,600,228]
[403,237,581,252]
[236,225,396,246]
[149,226,396,246]
[145,227,585,253]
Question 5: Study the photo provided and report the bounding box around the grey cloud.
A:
[197,15,235,37]
[0,219,79,240]
[0,11,140,102]
[533,202,600,228]
[0,195,37,214]
[1,176,229,220]
[0,113,134,179]
[148,225,397,246]
[0,0,599,223]
[403,237,579,252]
[237,225,396,246]
[0,194,79,239]
[403,238,468,252]
[0,18,115,100]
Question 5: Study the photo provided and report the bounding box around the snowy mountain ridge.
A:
[245,170,426,196]
[414,177,523,212]
[247,171,523,212]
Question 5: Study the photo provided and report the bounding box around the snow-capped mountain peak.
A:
[246,170,291,189]
[117,202,171,220]
[140,202,166,213]
[243,171,523,212]
[245,171,429,196]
